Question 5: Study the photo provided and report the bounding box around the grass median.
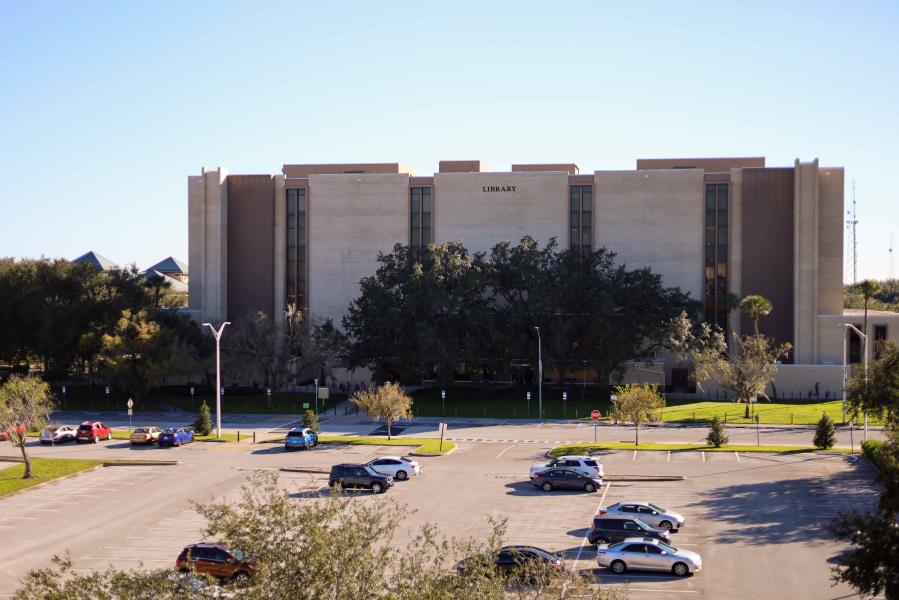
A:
[265,435,455,455]
[549,442,853,457]
[0,457,101,497]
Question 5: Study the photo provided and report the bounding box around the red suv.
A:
[76,421,112,443]
[176,543,254,582]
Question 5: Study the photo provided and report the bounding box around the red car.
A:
[76,421,112,443]
[0,423,26,442]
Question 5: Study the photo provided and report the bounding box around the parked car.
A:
[76,421,112,443]
[284,427,318,452]
[529,455,603,480]
[457,546,563,574]
[39,424,77,444]
[0,423,26,442]
[328,464,393,493]
[159,427,195,447]
[364,456,421,480]
[600,501,685,531]
[596,537,702,577]
[588,516,670,547]
[176,543,254,583]
[532,469,602,493]
[130,426,164,445]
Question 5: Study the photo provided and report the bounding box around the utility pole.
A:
[846,179,858,283]
[203,321,231,440]
[534,326,543,420]
[890,233,895,280]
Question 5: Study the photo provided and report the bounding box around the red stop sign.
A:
[591,409,601,420]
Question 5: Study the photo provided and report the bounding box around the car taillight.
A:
[534,474,542,479]
[598,510,607,516]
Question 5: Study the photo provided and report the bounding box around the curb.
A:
[280,467,327,474]
[102,459,179,466]
[410,445,457,457]
[0,463,104,499]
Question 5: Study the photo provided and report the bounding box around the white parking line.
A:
[701,451,706,463]
[496,445,515,459]
[575,481,611,563]
[632,450,637,461]
[536,422,544,428]
[362,445,382,455]
[667,451,671,462]
[734,451,741,462]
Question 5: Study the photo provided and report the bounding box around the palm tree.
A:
[857,279,882,345]
[739,295,773,336]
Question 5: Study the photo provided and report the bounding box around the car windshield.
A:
[648,503,666,513]
[163,428,178,433]
[44,427,57,432]
[134,428,148,433]
[78,424,92,430]
[584,460,599,467]
[634,518,653,530]
[287,431,303,437]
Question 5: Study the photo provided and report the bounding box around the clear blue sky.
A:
[2,1,897,282]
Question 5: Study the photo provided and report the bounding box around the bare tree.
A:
[350,382,412,440]
[693,333,791,418]
[610,383,666,445]
[0,375,54,479]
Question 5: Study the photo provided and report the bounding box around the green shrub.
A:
[194,400,213,436]
[302,409,320,433]
[706,416,728,448]
[861,440,884,471]
[813,413,836,449]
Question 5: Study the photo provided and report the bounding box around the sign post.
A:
[105,385,110,410]
[591,409,601,443]
[562,391,568,418]
[527,391,531,417]
[127,398,134,433]
[441,389,446,417]
[266,386,272,412]
[314,378,319,413]
[189,386,195,408]
[755,413,760,446]
[438,422,447,452]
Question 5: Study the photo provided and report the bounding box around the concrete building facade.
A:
[187,157,898,394]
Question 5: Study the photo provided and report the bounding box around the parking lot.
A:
[0,433,882,599]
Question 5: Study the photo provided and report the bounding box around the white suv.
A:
[529,455,604,480]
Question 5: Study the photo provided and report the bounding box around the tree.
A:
[610,384,665,445]
[858,279,883,342]
[813,413,836,449]
[706,416,728,448]
[302,409,320,433]
[693,333,791,418]
[298,316,349,387]
[829,509,899,599]
[0,375,54,479]
[14,472,623,600]
[221,311,279,388]
[738,294,773,336]
[351,382,413,440]
[193,400,212,436]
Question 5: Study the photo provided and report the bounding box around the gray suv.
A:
[328,463,393,494]
[588,516,670,547]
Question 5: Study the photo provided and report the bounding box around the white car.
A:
[529,455,603,480]
[600,501,686,531]
[365,456,421,481]
[39,424,77,444]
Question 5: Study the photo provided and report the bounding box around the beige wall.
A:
[433,171,569,254]
[817,311,899,365]
[594,169,705,300]
[188,167,228,323]
[307,173,410,324]
[696,364,845,400]
[818,167,845,315]
[794,160,819,363]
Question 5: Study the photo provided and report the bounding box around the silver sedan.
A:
[600,501,685,531]
[596,537,702,577]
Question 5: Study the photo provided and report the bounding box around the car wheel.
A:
[659,520,673,531]
[371,482,383,494]
[541,482,553,492]
[611,560,626,574]
[396,470,408,481]
[330,479,341,488]
[233,571,249,585]
[584,482,596,492]
[672,562,689,577]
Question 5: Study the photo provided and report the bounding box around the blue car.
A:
[284,427,318,451]
[158,427,194,447]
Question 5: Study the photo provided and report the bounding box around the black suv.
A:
[328,464,393,493]
[588,516,670,547]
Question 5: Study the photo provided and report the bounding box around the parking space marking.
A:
[575,481,611,564]
[632,450,637,460]
[701,451,706,462]
[496,445,515,459]
[667,451,671,462]
[734,451,741,462]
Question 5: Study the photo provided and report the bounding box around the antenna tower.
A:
[890,233,895,280]
[846,179,858,283]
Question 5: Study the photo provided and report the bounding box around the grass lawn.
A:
[408,387,879,426]
[110,431,240,443]
[0,457,101,497]
[549,442,853,457]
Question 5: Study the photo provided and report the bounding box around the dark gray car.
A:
[328,463,393,493]
[531,469,602,492]
[588,516,670,547]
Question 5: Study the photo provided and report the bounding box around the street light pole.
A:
[534,326,543,420]
[843,324,868,441]
[203,321,231,440]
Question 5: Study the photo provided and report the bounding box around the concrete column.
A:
[729,168,742,340]
[201,167,228,323]
[794,159,819,364]
[187,174,206,317]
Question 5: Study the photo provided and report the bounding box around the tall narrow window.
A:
[874,324,888,359]
[704,183,729,331]
[410,187,432,256]
[286,188,307,309]
[569,185,592,253]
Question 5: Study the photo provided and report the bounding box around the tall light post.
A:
[533,326,543,420]
[842,323,868,440]
[203,321,231,440]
